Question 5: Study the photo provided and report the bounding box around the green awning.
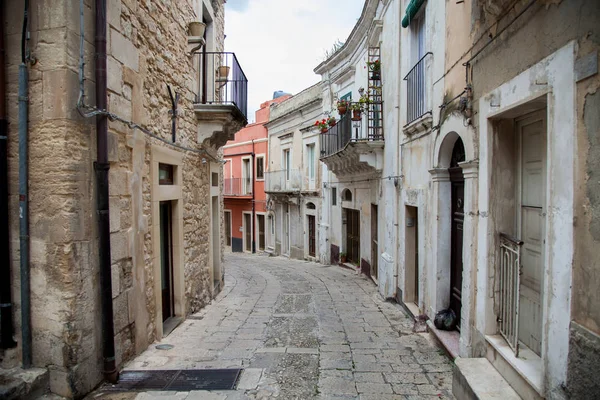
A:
[401,0,425,28]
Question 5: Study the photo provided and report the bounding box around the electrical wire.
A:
[432,0,534,88]
[76,0,218,162]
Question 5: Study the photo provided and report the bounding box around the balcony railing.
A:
[403,52,432,125]
[224,178,252,196]
[265,169,302,193]
[194,52,248,121]
[498,233,524,357]
[320,108,384,159]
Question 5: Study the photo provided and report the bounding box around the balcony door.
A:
[517,111,546,356]
[242,158,251,195]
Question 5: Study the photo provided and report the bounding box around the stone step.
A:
[453,357,522,400]
[0,367,49,400]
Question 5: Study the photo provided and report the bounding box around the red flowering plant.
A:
[366,59,381,72]
[327,116,337,126]
[315,119,329,132]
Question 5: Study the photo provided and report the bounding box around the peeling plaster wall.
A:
[2,0,226,397]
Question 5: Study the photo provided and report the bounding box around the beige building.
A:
[264,84,323,261]
[0,0,246,398]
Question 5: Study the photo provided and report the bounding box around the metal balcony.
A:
[193,52,248,148]
[404,52,432,126]
[224,178,252,197]
[264,169,302,193]
[319,112,384,177]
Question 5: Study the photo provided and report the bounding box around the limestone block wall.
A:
[2,0,227,397]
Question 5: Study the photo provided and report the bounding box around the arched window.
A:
[342,188,352,202]
[306,202,316,210]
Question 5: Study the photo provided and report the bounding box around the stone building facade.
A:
[264,84,323,262]
[0,0,246,397]
[309,0,599,399]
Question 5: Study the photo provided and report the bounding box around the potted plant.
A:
[340,252,347,263]
[327,116,337,127]
[188,21,206,37]
[336,99,349,115]
[217,65,230,81]
[367,59,381,80]
[314,119,329,133]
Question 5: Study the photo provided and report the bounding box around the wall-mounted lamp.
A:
[201,158,207,164]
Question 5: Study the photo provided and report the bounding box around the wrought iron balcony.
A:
[404,52,432,126]
[319,110,385,177]
[193,52,248,148]
[224,178,252,197]
[264,169,302,193]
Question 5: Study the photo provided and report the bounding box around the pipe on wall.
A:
[94,0,118,383]
[18,0,32,368]
[0,0,17,351]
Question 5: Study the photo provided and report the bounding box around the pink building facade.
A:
[223,95,290,252]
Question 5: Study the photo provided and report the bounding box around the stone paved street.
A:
[88,253,455,400]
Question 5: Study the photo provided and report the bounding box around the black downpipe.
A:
[0,0,17,350]
[18,0,31,368]
[95,0,117,383]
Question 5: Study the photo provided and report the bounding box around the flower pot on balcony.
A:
[371,71,381,80]
[218,66,230,81]
[188,21,206,38]
[337,105,347,115]
[320,127,328,133]
[351,109,362,121]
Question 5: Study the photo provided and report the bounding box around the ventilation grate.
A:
[104,369,243,391]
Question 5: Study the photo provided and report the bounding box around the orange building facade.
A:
[223,95,290,252]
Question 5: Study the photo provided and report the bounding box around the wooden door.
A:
[224,211,231,247]
[244,213,252,252]
[517,111,546,356]
[308,215,316,257]
[449,139,465,328]
[159,201,174,322]
[346,209,360,265]
[257,214,265,251]
[371,204,378,279]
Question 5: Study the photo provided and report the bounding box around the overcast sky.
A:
[224,0,365,122]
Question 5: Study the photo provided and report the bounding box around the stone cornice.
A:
[313,0,380,74]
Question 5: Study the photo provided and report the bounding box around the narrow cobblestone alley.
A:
[88,253,455,400]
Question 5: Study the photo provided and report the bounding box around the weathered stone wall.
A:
[2,0,226,397]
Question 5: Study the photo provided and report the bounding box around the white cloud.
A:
[225,0,365,122]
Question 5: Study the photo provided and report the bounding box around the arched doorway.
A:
[449,138,465,328]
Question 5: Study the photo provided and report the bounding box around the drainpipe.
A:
[18,0,32,367]
[252,140,255,253]
[95,0,118,383]
[0,0,17,351]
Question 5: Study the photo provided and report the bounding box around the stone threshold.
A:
[427,319,460,360]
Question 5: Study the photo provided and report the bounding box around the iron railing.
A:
[319,108,384,159]
[194,52,248,121]
[498,233,524,356]
[264,169,302,193]
[224,178,252,196]
[403,52,432,125]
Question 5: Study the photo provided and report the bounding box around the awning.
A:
[401,0,425,28]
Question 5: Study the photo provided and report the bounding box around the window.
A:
[332,187,337,206]
[242,158,252,194]
[256,156,264,179]
[212,172,219,187]
[283,149,291,180]
[307,144,315,180]
[340,92,352,102]
[306,202,316,210]
[159,163,174,185]
[342,188,352,202]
